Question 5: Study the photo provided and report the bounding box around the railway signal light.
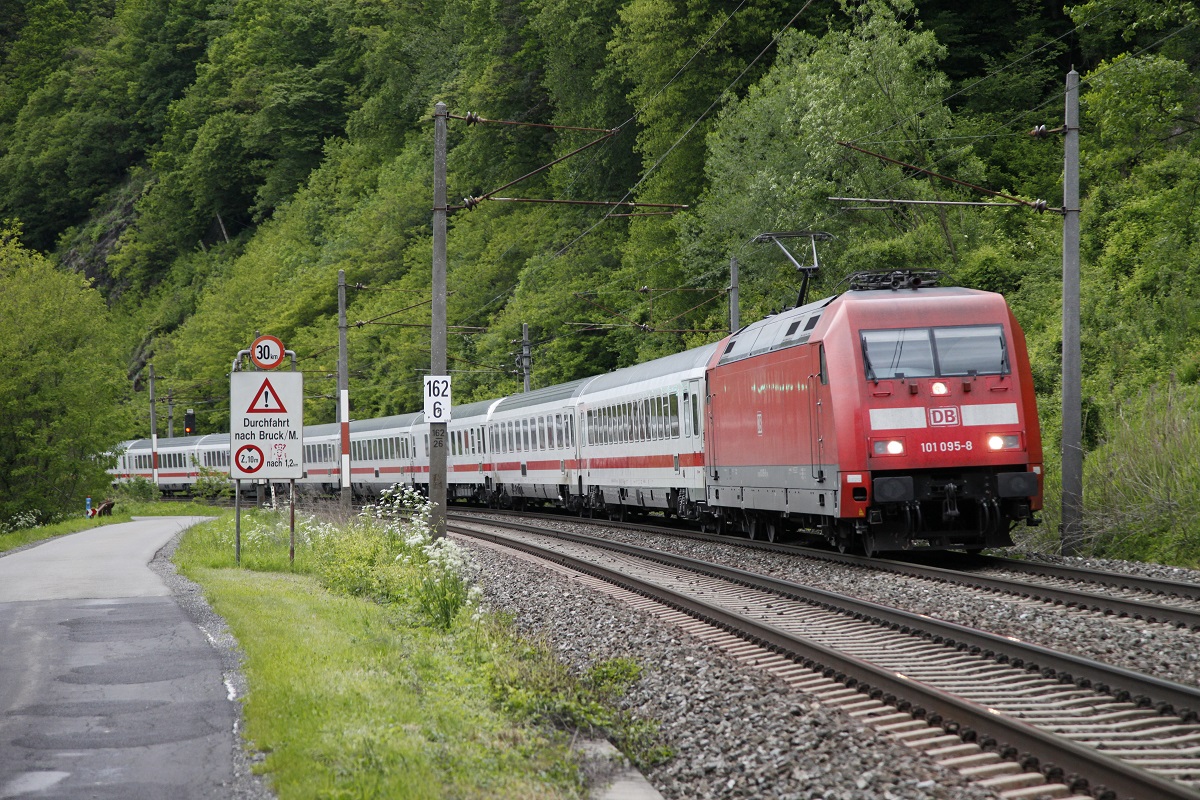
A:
[184,408,196,435]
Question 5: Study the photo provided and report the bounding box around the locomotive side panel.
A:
[706,344,835,516]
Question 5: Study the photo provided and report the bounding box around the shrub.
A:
[191,456,233,501]
[114,475,160,503]
[315,484,482,628]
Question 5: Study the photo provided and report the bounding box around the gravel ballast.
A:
[464,538,1003,800]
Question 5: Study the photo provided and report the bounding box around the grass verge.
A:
[174,494,670,798]
[188,566,578,800]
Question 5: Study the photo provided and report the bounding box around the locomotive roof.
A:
[718,295,836,366]
[839,285,1004,322]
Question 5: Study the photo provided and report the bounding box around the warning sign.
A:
[246,377,288,413]
[230,371,303,479]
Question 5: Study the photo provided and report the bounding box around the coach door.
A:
[684,380,703,469]
[809,344,827,483]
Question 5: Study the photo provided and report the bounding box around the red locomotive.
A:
[704,270,1042,554]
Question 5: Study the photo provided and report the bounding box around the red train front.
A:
[705,271,1042,554]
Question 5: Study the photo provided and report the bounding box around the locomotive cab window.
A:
[861,325,1007,380]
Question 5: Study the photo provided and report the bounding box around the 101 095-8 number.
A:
[920,440,973,453]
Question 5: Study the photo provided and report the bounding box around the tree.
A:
[0,223,132,524]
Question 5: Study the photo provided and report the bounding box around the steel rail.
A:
[456,509,1200,629]
[452,520,1200,800]
[450,514,1200,717]
[968,554,1200,602]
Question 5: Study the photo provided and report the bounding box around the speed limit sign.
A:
[250,335,285,370]
[423,376,452,422]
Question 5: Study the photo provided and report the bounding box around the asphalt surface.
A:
[0,517,269,800]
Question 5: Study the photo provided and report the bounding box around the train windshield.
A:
[861,324,1008,380]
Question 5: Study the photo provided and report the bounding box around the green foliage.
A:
[0,225,132,526]
[114,474,160,503]
[490,643,671,770]
[1076,384,1200,565]
[189,456,233,501]
[7,0,1200,564]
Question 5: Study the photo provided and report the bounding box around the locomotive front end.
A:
[844,281,1043,553]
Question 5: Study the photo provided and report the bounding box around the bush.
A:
[191,456,233,501]
[315,485,482,628]
[1078,383,1200,564]
[114,475,160,503]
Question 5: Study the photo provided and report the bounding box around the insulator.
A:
[1033,199,1047,213]
[462,196,483,210]
[464,111,483,125]
[1028,124,1049,138]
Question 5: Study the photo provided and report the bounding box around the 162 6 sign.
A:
[423,376,452,422]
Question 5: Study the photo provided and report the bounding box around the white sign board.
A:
[424,375,452,422]
[230,371,304,479]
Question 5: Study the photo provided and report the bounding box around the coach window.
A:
[670,395,680,437]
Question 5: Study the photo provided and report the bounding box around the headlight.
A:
[931,381,949,396]
[987,434,1021,451]
[873,439,905,456]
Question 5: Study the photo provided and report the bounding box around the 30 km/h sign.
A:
[249,334,286,370]
[230,371,303,479]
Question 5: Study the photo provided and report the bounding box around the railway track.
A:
[458,507,1200,630]
[449,513,1200,800]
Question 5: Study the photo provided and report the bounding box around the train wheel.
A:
[861,530,878,558]
[765,519,779,543]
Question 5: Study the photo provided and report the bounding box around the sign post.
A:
[231,335,303,564]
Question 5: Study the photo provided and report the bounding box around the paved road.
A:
[0,517,241,799]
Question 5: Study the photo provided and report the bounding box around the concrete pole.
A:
[148,364,159,485]
[1060,69,1083,556]
[729,256,740,333]
[522,323,531,393]
[338,269,352,509]
[430,102,449,539]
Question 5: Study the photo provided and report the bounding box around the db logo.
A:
[929,407,960,427]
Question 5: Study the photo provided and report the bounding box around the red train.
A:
[703,270,1042,554]
[113,271,1042,554]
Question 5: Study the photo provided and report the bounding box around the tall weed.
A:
[318,485,481,628]
[1077,383,1200,564]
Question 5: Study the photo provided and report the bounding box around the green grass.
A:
[0,499,222,553]
[188,567,578,800]
[174,506,669,798]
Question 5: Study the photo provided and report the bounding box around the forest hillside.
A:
[2,0,1199,560]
